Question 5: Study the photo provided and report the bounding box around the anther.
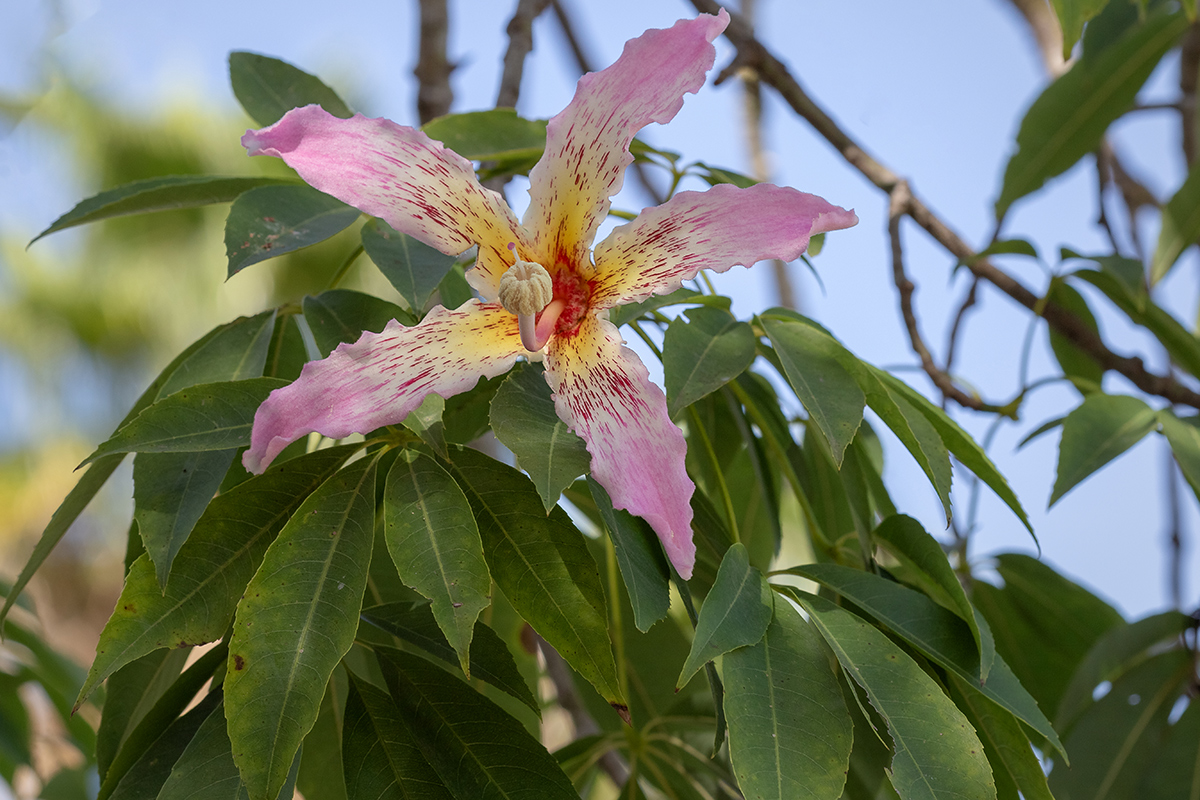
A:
[499,243,555,351]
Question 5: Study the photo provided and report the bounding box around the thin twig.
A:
[1094,146,1125,256]
[414,0,454,124]
[688,0,1200,411]
[943,277,979,384]
[1166,447,1185,609]
[888,183,1004,414]
[1002,0,1067,75]
[548,0,666,206]
[496,0,551,109]
[1180,22,1200,166]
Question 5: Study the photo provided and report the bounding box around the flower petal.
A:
[544,314,696,578]
[588,183,858,309]
[243,105,526,300]
[244,300,523,473]
[522,10,729,272]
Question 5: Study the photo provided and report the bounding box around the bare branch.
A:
[414,0,454,124]
[1180,22,1200,165]
[689,0,1200,411]
[1000,0,1067,75]
[496,0,552,109]
[943,277,979,382]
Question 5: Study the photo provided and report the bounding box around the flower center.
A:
[499,243,557,352]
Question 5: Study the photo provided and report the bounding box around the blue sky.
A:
[2,0,1197,618]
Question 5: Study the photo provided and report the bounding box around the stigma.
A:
[498,243,563,352]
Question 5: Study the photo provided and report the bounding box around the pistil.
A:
[498,243,556,352]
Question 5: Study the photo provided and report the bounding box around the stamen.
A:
[498,243,555,352]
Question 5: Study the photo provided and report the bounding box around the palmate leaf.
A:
[1050,393,1157,506]
[787,563,1065,760]
[225,185,361,277]
[78,446,356,707]
[382,450,491,676]
[445,447,626,717]
[82,378,288,464]
[30,175,296,243]
[360,219,458,312]
[995,10,1187,219]
[421,108,548,162]
[377,648,578,799]
[663,306,757,416]
[588,478,671,633]
[342,672,452,800]
[724,600,852,800]
[790,591,997,800]
[229,51,354,127]
[301,290,413,359]
[677,543,773,690]
[226,455,379,800]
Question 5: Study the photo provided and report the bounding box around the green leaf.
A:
[296,681,347,800]
[588,478,670,633]
[159,311,278,396]
[1051,393,1156,505]
[225,185,361,277]
[226,455,379,800]
[30,176,295,244]
[434,261,475,309]
[228,51,353,127]
[1152,159,1200,284]
[1159,409,1200,503]
[693,161,759,189]
[445,447,626,716]
[608,286,717,328]
[107,688,222,800]
[83,378,288,463]
[382,450,491,675]
[724,600,852,800]
[78,446,355,707]
[360,602,539,715]
[1138,696,1200,799]
[489,363,591,512]
[873,514,991,679]
[158,696,302,800]
[1050,0,1113,58]
[791,591,997,800]
[361,219,459,312]
[974,553,1124,720]
[342,671,453,800]
[872,368,1033,536]
[94,649,189,781]
[1056,610,1193,731]
[1,313,271,628]
[760,312,865,466]
[663,307,757,416]
[963,238,1040,264]
[677,543,773,690]
[421,109,548,162]
[860,369,953,525]
[1048,650,1192,800]
[787,563,1064,760]
[1046,281,1104,394]
[948,676,1055,800]
[377,647,579,799]
[301,290,411,359]
[995,10,1187,219]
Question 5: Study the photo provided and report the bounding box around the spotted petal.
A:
[244,301,524,473]
[243,105,527,300]
[589,183,859,309]
[544,314,696,578]
[522,10,729,273]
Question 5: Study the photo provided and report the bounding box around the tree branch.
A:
[689,0,1200,411]
[496,0,552,109]
[414,0,454,124]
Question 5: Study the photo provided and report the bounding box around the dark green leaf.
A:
[421,109,547,162]
[342,671,452,800]
[84,378,287,463]
[1137,696,1200,799]
[677,543,773,690]
[434,262,475,310]
[693,161,759,188]
[1051,393,1156,505]
[1159,409,1200,503]
[95,649,189,780]
[760,312,864,466]
[608,287,723,329]
[445,447,625,715]
[108,688,222,800]
[995,10,1187,219]
[361,219,459,312]
[1046,281,1104,394]
[724,600,852,800]
[157,696,301,800]
[378,648,578,799]
[383,450,491,675]
[588,478,670,633]
[963,238,1040,264]
[1152,159,1200,283]
[296,680,347,800]
[787,563,1064,760]
[226,455,379,800]
[158,311,278,397]
[1049,650,1191,800]
[791,591,997,800]
[225,185,361,277]
[1050,0,1112,58]
[0,673,30,780]
[948,676,1055,800]
[31,176,295,243]
[78,446,356,706]
[229,52,353,127]
[490,363,590,512]
[663,307,757,416]
[360,602,539,715]
[302,289,411,359]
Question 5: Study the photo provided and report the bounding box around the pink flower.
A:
[240,9,856,579]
